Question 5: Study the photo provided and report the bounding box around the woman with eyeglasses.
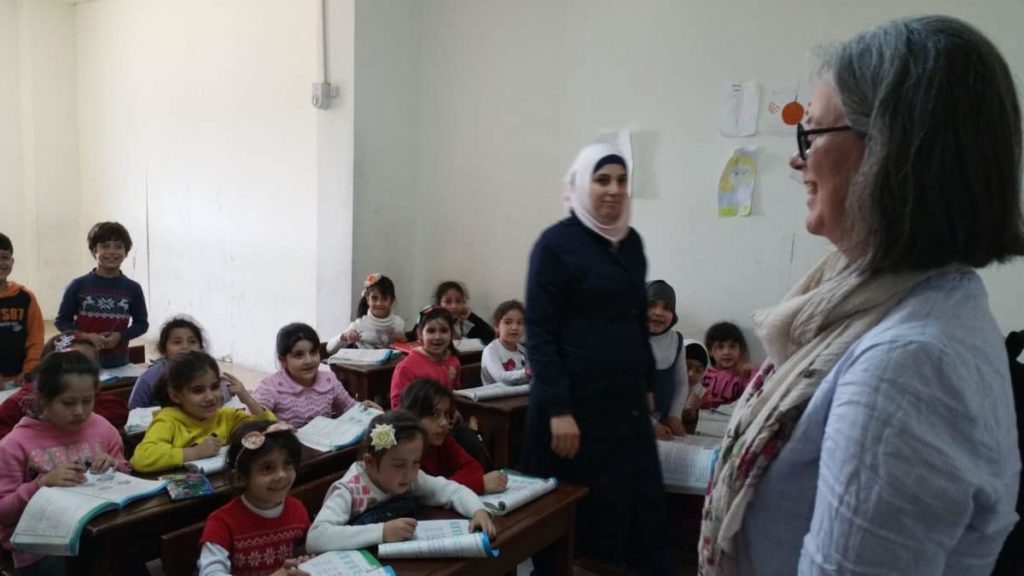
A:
[699,16,1024,576]
[521,142,672,575]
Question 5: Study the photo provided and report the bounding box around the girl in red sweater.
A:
[198,420,311,576]
[400,378,507,494]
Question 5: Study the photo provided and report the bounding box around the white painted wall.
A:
[356,0,1024,360]
[0,0,81,313]
[75,0,353,371]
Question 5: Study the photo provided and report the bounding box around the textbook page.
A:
[299,550,395,576]
[12,488,109,555]
[377,532,497,559]
[297,405,383,451]
[99,363,146,382]
[454,383,530,402]
[696,405,735,438]
[125,406,161,433]
[479,471,557,515]
[657,436,720,492]
[185,446,229,474]
[63,470,167,505]
[453,338,485,353]
[326,349,397,366]
[410,519,469,540]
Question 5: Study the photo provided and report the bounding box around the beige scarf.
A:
[698,251,940,575]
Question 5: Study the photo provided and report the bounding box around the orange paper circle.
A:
[781,101,805,125]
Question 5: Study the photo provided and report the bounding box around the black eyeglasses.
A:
[796,123,855,160]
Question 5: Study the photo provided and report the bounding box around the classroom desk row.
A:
[78,443,360,574]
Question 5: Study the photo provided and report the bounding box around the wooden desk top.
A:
[386,483,587,575]
[84,444,356,537]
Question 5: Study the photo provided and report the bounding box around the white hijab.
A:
[563,142,632,243]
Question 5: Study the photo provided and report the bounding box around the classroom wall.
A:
[75,0,354,371]
[0,0,81,311]
[355,0,1024,359]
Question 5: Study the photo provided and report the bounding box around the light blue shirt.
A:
[737,270,1020,576]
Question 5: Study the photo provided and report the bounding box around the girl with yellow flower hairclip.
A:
[307,410,496,554]
[324,274,407,354]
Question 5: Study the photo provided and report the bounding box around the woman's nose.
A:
[789,151,806,171]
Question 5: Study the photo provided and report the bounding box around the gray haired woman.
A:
[699,16,1023,576]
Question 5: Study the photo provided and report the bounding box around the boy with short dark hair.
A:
[55,222,149,368]
[0,233,44,387]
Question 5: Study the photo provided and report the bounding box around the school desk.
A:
[328,358,484,408]
[454,394,528,470]
[74,444,358,575]
[388,483,587,576]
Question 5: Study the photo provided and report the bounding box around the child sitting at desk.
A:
[701,322,757,409]
[198,421,311,576]
[306,410,495,553]
[325,273,407,353]
[480,300,531,385]
[130,350,274,473]
[0,351,129,575]
[405,281,496,344]
[128,315,232,410]
[254,323,380,428]
[401,379,508,494]
[0,332,129,438]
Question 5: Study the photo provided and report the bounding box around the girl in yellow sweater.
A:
[131,350,274,473]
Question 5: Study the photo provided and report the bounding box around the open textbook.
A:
[326,349,399,366]
[657,435,721,494]
[296,405,384,452]
[376,519,498,560]
[11,471,167,556]
[124,406,161,434]
[454,383,530,402]
[453,338,485,353]
[299,550,395,576]
[185,446,229,474]
[696,404,735,438]
[98,363,146,383]
[479,471,557,516]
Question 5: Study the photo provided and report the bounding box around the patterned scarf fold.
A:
[698,251,941,575]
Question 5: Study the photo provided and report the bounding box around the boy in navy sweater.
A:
[55,222,149,368]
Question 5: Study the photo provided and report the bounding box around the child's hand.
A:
[342,330,361,343]
[483,470,508,494]
[191,435,222,459]
[393,332,407,343]
[38,463,86,487]
[223,372,247,398]
[383,518,417,542]
[100,331,122,349]
[653,422,673,441]
[524,364,533,379]
[362,400,383,411]
[83,332,106,349]
[89,449,120,473]
[469,510,496,539]
[270,556,311,576]
[666,417,687,437]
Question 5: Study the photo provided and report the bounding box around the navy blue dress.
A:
[522,214,670,573]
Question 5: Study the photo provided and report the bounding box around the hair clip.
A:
[369,423,397,451]
[240,422,295,451]
[54,334,76,352]
[361,273,383,299]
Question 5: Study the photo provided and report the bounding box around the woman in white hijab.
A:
[522,143,671,575]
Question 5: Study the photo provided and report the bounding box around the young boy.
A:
[55,222,149,368]
[0,233,44,388]
[701,321,756,409]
